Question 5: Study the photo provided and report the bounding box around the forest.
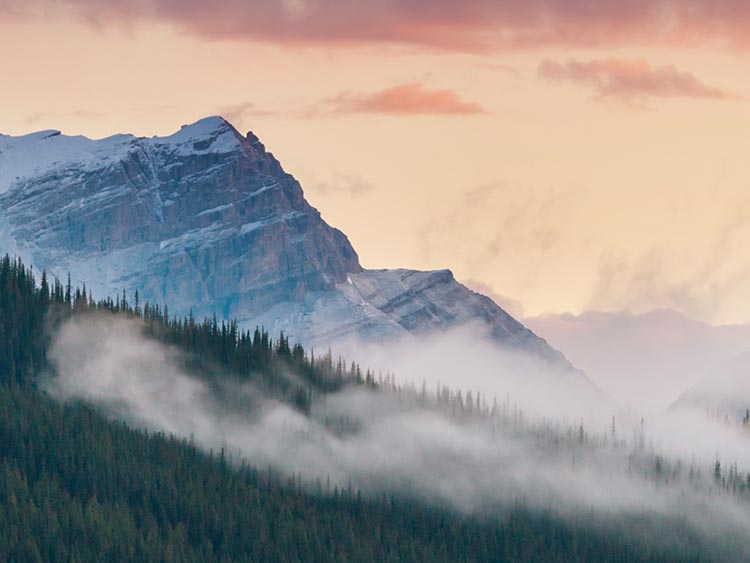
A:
[0,254,745,562]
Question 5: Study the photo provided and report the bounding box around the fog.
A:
[336,325,750,466]
[45,314,750,555]
[333,324,615,425]
[525,309,750,414]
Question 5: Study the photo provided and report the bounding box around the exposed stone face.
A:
[0,117,361,319]
[249,268,571,367]
[0,116,569,368]
[352,269,568,364]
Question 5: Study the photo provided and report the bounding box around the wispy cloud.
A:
[215,86,485,121]
[23,110,104,125]
[326,83,488,116]
[417,182,582,278]
[538,58,736,105]
[219,102,276,123]
[5,1,750,50]
[462,278,525,318]
[585,197,750,324]
[315,173,376,198]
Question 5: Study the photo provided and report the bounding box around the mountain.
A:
[526,309,750,412]
[670,351,750,419]
[0,118,359,320]
[0,116,565,365]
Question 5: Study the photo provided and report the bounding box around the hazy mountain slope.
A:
[526,309,750,411]
[671,351,750,418]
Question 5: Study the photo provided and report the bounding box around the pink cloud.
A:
[538,58,736,104]
[5,0,750,51]
[328,83,487,115]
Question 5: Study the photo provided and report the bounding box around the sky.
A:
[2,1,750,325]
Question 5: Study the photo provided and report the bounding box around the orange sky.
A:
[1,4,750,324]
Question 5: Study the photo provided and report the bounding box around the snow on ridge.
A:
[165,116,231,139]
[6,129,62,140]
[0,131,136,195]
[0,116,246,195]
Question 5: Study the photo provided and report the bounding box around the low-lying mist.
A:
[45,314,750,556]
[336,326,750,468]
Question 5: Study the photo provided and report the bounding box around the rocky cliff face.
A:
[0,117,360,319]
[0,117,568,367]
[250,269,568,364]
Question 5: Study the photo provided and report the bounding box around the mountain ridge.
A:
[670,350,750,418]
[526,309,750,412]
[0,116,571,370]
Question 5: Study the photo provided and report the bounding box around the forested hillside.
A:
[0,255,736,562]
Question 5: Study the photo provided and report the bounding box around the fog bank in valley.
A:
[45,314,750,558]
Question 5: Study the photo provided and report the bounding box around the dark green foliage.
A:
[0,381,710,563]
[0,255,734,561]
[0,256,48,385]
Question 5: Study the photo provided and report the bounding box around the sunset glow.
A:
[2,2,749,324]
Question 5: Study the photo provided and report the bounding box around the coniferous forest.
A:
[0,254,745,562]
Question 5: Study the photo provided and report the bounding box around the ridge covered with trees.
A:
[0,255,742,562]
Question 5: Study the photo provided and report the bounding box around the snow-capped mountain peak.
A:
[154,116,245,156]
[0,116,574,373]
